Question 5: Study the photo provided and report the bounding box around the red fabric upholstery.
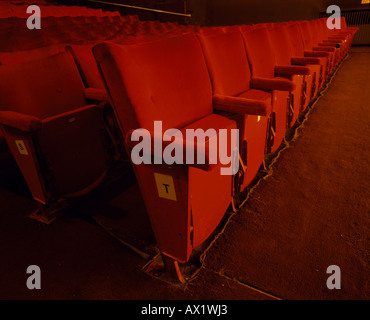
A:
[0,52,87,118]
[251,76,296,92]
[275,65,310,76]
[291,56,321,65]
[242,28,276,78]
[83,88,109,101]
[67,44,106,90]
[197,31,251,97]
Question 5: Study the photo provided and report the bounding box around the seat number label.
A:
[15,140,29,155]
[154,173,177,201]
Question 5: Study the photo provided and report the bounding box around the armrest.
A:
[330,32,350,37]
[329,37,347,42]
[274,65,310,76]
[251,76,296,92]
[322,39,342,43]
[213,94,271,116]
[328,32,348,39]
[321,40,341,48]
[42,104,100,123]
[291,56,321,65]
[304,50,330,58]
[83,88,109,102]
[312,46,335,53]
[0,111,42,132]
[318,42,336,52]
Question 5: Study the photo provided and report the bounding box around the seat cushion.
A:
[93,34,213,133]
[180,113,237,169]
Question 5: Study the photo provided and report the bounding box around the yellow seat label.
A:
[15,140,29,155]
[154,173,177,201]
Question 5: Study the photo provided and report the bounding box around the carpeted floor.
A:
[0,47,369,300]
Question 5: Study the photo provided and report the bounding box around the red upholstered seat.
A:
[241,27,297,152]
[298,21,335,78]
[250,26,306,125]
[93,34,237,263]
[267,25,315,111]
[197,31,272,192]
[67,44,105,90]
[0,52,111,205]
[310,19,345,64]
[318,18,351,59]
[284,23,325,92]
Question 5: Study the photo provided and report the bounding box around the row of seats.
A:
[0,15,190,51]
[0,6,358,271]
[92,18,357,264]
[0,2,118,18]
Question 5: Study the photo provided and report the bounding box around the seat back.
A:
[312,19,327,42]
[0,45,61,66]
[0,52,110,200]
[93,34,213,133]
[297,21,315,50]
[0,52,87,118]
[36,105,109,196]
[197,31,252,96]
[241,27,276,78]
[67,44,105,89]
[284,23,305,57]
[267,26,294,65]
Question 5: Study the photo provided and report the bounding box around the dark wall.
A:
[188,0,368,26]
[322,0,368,10]
[53,0,368,25]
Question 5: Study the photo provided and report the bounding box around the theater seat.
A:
[318,18,351,59]
[311,19,346,64]
[306,20,341,70]
[66,44,105,90]
[93,34,237,266]
[197,31,272,192]
[250,26,306,126]
[0,52,111,220]
[267,26,315,111]
[66,44,124,161]
[241,27,297,152]
[284,23,325,92]
[298,21,335,78]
